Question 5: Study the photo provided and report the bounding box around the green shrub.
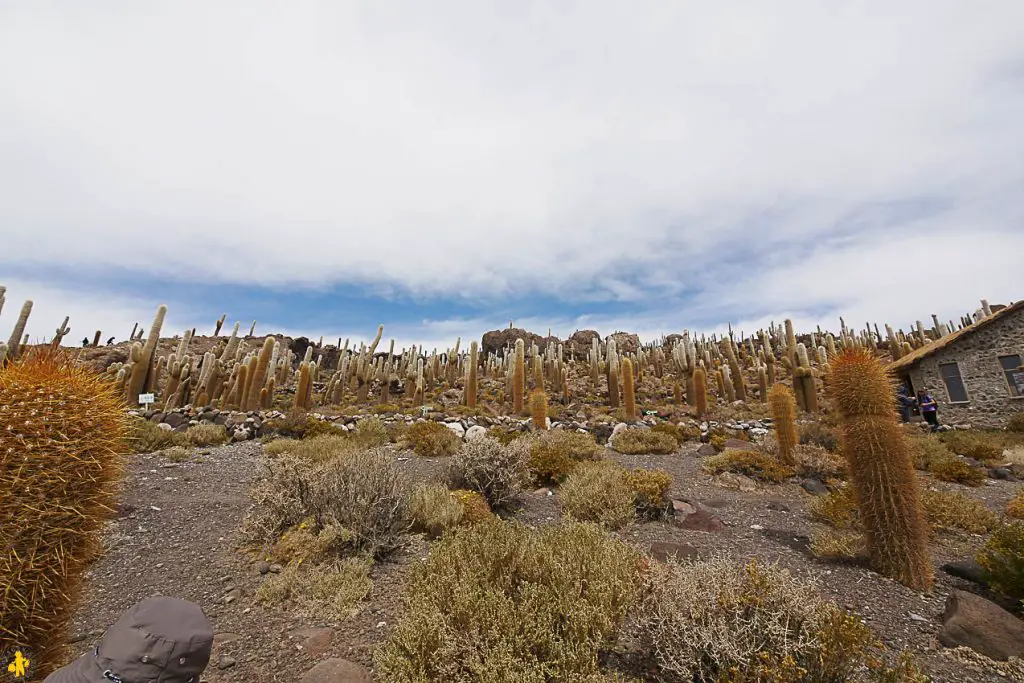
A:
[405,421,461,457]
[977,521,1024,602]
[560,461,636,530]
[184,422,228,447]
[374,520,642,681]
[1007,489,1024,519]
[930,457,986,486]
[129,418,187,453]
[631,556,884,682]
[621,468,673,519]
[528,430,602,485]
[610,427,677,455]
[352,416,390,447]
[448,436,531,508]
[702,450,794,483]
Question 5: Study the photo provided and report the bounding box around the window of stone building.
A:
[999,354,1024,398]
[939,362,969,403]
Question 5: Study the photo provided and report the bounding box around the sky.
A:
[2,1,1023,352]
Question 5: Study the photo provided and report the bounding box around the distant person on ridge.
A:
[44,596,213,683]
[916,389,939,431]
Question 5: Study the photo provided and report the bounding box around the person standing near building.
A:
[896,384,916,422]
[917,389,939,431]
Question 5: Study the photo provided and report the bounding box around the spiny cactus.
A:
[530,389,548,430]
[466,341,478,409]
[126,304,166,403]
[722,339,746,401]
[768,384,798,466]
[244,337,275,411]
[793,343,819,413]
[693,366,708,417]
[50,316,71,348]
[295,361,311,411]
[513,339,525,414]
[5,299,33,362]
[621,356,637,421]
[757,366,768,402]
[829,347,932,591]
[0,348,130,677]
[221,322,241,361]
[214,313,226,336]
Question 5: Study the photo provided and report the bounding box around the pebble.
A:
[217,655,236,670]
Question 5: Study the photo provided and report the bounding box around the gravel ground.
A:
[62,439,1023,682]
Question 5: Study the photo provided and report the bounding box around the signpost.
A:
[138,393,155,408]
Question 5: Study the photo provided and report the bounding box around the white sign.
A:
[138,393,156,405]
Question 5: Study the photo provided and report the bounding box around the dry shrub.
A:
[810,529,866,561]
[977,521,1024,602]
[1009,413,1024,433]
[268,520,353,564]
[405,420,462,457]
[651,422,699,446]
[451,489,492,524]
[631,556,883,682]
[907,432,955,471]
[610,427,677,455]
[162,445,191,462]
[799,421,840,452]
[409,483,465,539]
[1007,489,1024,519]
[130,418,187,453]
[702,450,794,483]
[265,409,344,439]
[561,461,636,530]
[940,430,1006,462]
[448,436,531,508]
[242,447,410,558]
[487,425,528,444]
[529,430,602,485]
[185,422,228,446]
[374,520,642,681]
[352,416,390,447]
[808,486,859,530]
[921,490,997,535]
[793,443,846,480]
[622,468,673,519]
[930,457,986,486]
[262,434,356,462]
[255,556,372,620]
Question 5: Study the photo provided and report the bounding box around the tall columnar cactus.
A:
[784,319,797,370]
[51,316,71,348]
[92,330,102,347]
[829,348,932,591]
[5,299,33,361]
[0,285,5,319]
[126,304,166,403]
[768,384,798,465]
[722,339,746,401]
[530,389,548,430]
[244,337,275,411]
[693,366,708,417]
[294,361,311,411]
[793,343,818,413]
[221,322,241,361]
[513,339,525,414]
[621,357,637,421]
[0,348,130,678]
[356,325,384,403]
[760,331,776,386]
[214,313,227,336]
[757,366,768,402]
[465,341,478,409]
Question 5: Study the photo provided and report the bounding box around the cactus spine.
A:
[829,348,932,590]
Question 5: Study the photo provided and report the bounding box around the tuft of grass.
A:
[129,418,187,453]
[1006,489,1024,519]
[930,457,986,486]
[264,409,344,439]
[352,416,390,447]
[810,529,866,561]
[621,468,673,519]
[977,521,1024,603]
[560,461,636,530]
[404,421,462,457]
[907,432,956,471]
[185,422,229,447]
[799,421,840,452]
[609,427,677,455]
[702,449,794,483]
[940,430,1010,463]
[922,490,997,535]
[409,483,465,539]
[650,423,699,446]
[255,556,372,621]
[262,434,358,462]
[374,520,642,682]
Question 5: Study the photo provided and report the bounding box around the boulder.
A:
[163,412,188,429]
[941,559,989,587]
[677,506,726,533]
[606,332,640,355]
[566,329,600,357]
[938,590,1024,661]
[800,478,829,495]
[696,444,717,457]
[299,658,372,683]
[713,472,758,492]
[465,425,488,441]
[481,328,547,359]
[649,541,700,563]
[443,422,466,439]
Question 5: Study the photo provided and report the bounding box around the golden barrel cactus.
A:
[0,348,130,677]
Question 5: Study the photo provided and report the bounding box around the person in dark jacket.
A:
[917,389,939,431]
[896,384,916,422]
[44,596,213,683]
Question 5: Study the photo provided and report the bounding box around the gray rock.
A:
[677,507,726,533]
[713,472,758,492]
[217,655,236,670]
[649,541,700,563]
[941,559,989,587]
[163,412,188,429]
[465,425,488,441]
[939,590,1024,661]
[696,443,717,457]
[800,478,829,495]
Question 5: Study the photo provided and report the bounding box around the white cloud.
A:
[1,1,1022,330]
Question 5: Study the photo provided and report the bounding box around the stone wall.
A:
[906,308,1024,428]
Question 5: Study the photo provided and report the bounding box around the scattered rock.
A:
[696,444,717,457]
[766,501,791,512]
[217,655,237,670]
[443,421,466,439]
[163,412,188,429]
[677,507,726,533]
[293,627,334,657]
[939,590,1024,661]
[299,658,373,683]
[722,438,751,450]
[649,541,700,563]
[713,472,758,492]
[611,422,630,439]
[257,561,271,575]
[465,425,488,441]
[989,467,1015,481]
[671,499,696,515]
[800,478,829,495]
[941,559,989,587]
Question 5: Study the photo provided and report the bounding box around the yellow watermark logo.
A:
[6,650,29,679]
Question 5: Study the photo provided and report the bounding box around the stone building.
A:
[889,300,1024,428]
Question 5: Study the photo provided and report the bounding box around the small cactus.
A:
[530,389,548,430]
[768,384,798,466]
